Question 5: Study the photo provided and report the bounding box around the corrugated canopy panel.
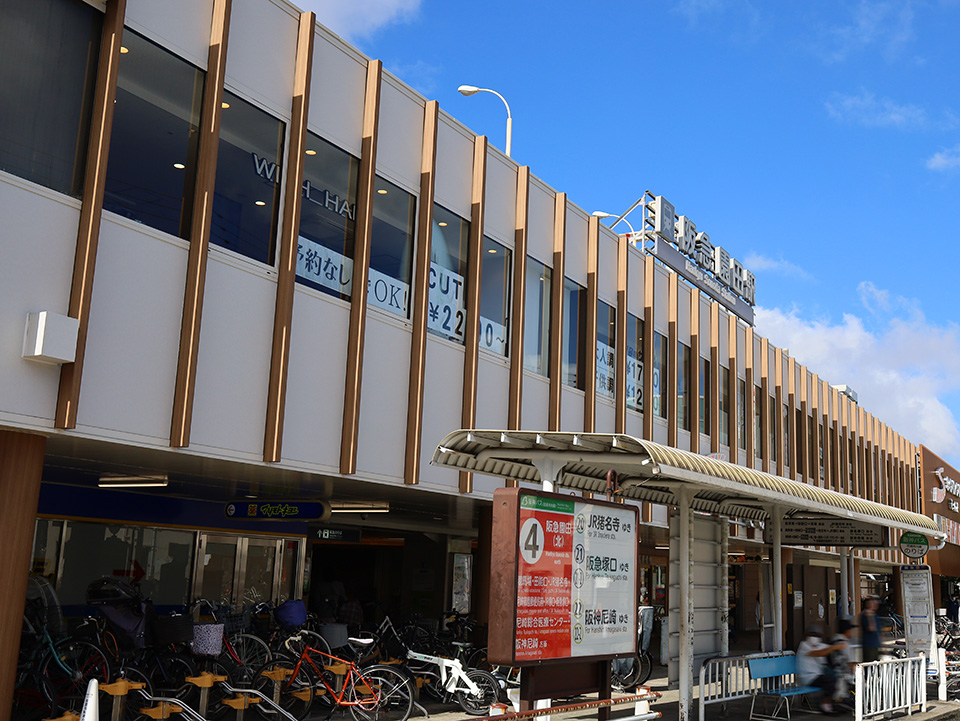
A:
[432,429,943,539]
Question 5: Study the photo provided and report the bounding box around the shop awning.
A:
[432,429,944,541]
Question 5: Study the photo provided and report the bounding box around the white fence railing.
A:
[698,651,792,721]
[854,653,927,721]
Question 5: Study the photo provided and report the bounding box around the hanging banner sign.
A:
[488,488,638,665]
[225,501,331,521]
[765,517,888,547]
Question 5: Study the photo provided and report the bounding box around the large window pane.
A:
[296,134,359,300]
[738,378,747,451]
[783,403,790,467]
[699,357,711,434]
[769,396,778,463]
[369,177,416,317]
[720,366,730,446]
[480,237,511,356]
[627,315,643,413]
[523,257,551,376]
[428,204,469,342]
[0,0,101,196]
[103,30,204,239]
[562,278,586,388]
[677,343,690,431]
[653,332,667,419]
[211,90,285,265]
[596,300,616,399]
[754,386,762,459]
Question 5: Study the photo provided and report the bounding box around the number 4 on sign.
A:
[520,518,544,564]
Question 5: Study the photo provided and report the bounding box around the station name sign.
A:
[641,192,756,325]
[764,517,888,547]
[488,488,637,665]
[225,500,331,520]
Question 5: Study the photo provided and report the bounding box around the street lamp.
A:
[591,211,635,234]
[458,84,512,158]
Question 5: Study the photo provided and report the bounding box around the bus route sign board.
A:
[487,488,638,666]
[763,517,888,547]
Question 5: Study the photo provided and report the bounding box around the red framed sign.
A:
[488,488,638,665]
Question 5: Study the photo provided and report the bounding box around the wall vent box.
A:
[23,311,79,365]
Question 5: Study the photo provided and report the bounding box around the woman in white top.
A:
[796,625,846,715]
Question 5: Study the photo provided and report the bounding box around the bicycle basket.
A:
[193,623,224,656]
[275,599,307,630]
[155,614,194,645]
[222,610,249,635]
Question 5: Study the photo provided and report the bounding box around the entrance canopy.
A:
[432,430,943,541]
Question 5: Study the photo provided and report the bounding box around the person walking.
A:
[859,597,881,662]
[797,625,846,715]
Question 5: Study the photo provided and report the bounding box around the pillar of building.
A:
[0,430,46,721]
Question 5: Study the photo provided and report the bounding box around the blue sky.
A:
[301,0,960,469]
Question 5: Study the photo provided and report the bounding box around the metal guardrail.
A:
[854,653,927,721]
[697,651,795,721]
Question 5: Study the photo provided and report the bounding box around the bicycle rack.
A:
[185,671,228,718]
[99,678,147,721]
[220,680,298,721]
[133,688,207,721]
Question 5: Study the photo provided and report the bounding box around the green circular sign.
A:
[899,532,929,559]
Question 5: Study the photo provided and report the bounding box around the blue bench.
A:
[747,655,821,720]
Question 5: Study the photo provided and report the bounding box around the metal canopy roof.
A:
[432,429,943,540]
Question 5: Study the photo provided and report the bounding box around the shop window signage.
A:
[932,466,960,505]
[225,500,330,520]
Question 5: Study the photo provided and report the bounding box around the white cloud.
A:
[927,145,960,171]
[754,300,960,466]
[825,90,927,129]
[300,0,419,42]
[742,253,814,281]
[816,0,916,64]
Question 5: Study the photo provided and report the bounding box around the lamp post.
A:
[457,85,512,158]
[591,211,635,234]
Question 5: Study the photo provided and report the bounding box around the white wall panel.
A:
[190,257,276,456]
[434,116,473,219]
[565,206,587,286]
[653,268,669,334]
[309,30,367,157]
[472,473,503,498]
[526,179,555,264]
[678,285,691,338]
[520,373,549,430]
[483,152,517,244]
[652,419,667,445]
[598,230,618,304]
[625,412,643,438]
[627,248,644,316]
[280,291,350,469]
[0,178,79,426]
[355,315,411,479]
[417,338,464,486]
[125,0,214,68]
[76,220,187,442]
[375,77,424,191]
[475,356,509,430]
[595,401,615,434]
[718,310,729,359]
[559,388,583,432]
[699,297,711,353]
[225,0,298,117]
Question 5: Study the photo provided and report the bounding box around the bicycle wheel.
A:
[252,656,314,721]
[40,639,111,702]
[635,651,653,686]
[223,632,272,684]
[13,669,59,721]
[145,651,196,700]
[350,665,414,721]
[611,654,641,691]
[456,669,501,715]
[112,666,153,721]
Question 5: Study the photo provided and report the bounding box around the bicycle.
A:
[611,605,655,691]
[253,643,415,721]
[190,598,273,684]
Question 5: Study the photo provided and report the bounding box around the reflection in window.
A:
[596,300,616,399]
[428,205,469,342]
[480,237,511,355]
[754,386,762,459]
[296,134,359,300]
[720,366,730,446]
[652,332,667,419]
[211,91,284,265]
[562,279,586,389]
[369,177,416,317]
[783,403,790,467]
[103,30,204,238]
[677,343,691,431]
[627,314,643,413]
[0,0,101,196]
[769,396,778,463]
[738,378,747,451]
[523,257,551,376]
[699,357,711,434]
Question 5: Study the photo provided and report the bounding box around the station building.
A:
[0,0,949,711]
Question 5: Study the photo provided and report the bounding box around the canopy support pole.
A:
[678,485,694,721]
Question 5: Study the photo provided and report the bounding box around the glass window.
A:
[627,314,643,413]
[819,424,825,481]
[479,237,511,356]
[562,278,586,388]
[296,134,359,300]
[368,176,416,317]
[720,366,730,446]
[699,357,711,434]
[211,90,285,265]
[523,257,551,376]
[0,0,101,196]
[754,386,762,459]
[738,378,747,450]
[596,300,616,399]
[796,409,805,476]
[103,29,204,239]
[31,519,63,580]
[769,396,778,463]
[783,404,791,467]
[653,332,667,419]
[677,343,691,431]
[428,204,469,342]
